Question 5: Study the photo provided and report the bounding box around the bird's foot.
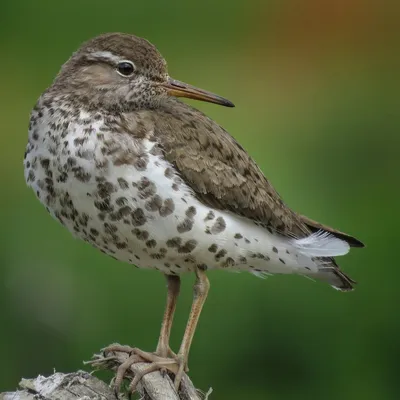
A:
[103,344,186,394]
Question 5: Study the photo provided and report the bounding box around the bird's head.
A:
[51,32,234,110]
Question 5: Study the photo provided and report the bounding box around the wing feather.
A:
[144,100,309,237]
[128,100,362,249]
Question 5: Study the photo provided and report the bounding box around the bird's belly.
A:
[24,136,201,273]
[24,132,317,276]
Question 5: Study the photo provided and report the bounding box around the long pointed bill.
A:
[163,78,234,107]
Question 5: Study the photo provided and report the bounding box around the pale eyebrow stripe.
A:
[87,51,121,64]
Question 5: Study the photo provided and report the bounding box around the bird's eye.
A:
[117,61,135,77]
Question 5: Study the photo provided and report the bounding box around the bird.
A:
[24,32,364,392]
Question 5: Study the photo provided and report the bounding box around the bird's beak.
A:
[163,77,235,107]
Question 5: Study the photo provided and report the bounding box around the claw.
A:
[113,353,140,394]
[104,345,184,395]
[173,355,186,391]
[109,377,119,399]
[128,363,161,393]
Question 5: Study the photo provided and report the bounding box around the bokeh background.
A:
[0,1,398,399]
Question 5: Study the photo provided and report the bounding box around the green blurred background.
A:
[0,1,398,399]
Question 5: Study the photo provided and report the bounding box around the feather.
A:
[291,230,350,257]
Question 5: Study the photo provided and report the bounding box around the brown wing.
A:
[128,100,362,252]
[144,100,310,238]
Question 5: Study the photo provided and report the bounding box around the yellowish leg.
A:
[156,274,180,357]
[174,267,210,390]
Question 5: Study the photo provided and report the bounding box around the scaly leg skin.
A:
[174,267,210,390]
[103,274,181,394]
[155,274,181,358]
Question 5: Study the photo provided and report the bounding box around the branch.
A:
[0,345,212,400]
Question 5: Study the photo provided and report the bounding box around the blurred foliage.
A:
[0,1,399,399]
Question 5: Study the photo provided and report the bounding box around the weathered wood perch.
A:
[0,345,212,400]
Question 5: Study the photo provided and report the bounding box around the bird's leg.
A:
[103,274,181,393]
[103,270,209,393]
[155,274,181,358]
[174,266,210,390]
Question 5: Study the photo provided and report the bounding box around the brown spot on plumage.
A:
[145,194,163,212]
[222,257,235,268]
[119,205,132,216]
[136,177,157,199]
[72,167,91,182]
[117,177,129,189]
[164,167,174,179]
[146,239,157,248]
[40,158,50,169]
[131,208,146,226]
[94,198,114,213]
[27,170,35,182]
[208,244,218,253]
[215,249,227,261]
[211,216,226,234]
[74,137,87,146]
[177,218,193,233]
[150,251,166,260]
[97,181,116,198]
[66,157,77,167]
[133,155,149,171]
[76,149,94,160]
[177,239,197,254]
[116,242,127,249]
[185,206,196,218]
[166,237,182,248]
[90,228,99,236]
[159,198,175,217]
[116,197,128,206]
[132,228,149,241]
[204,211,215,221]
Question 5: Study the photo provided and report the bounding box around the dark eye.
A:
[117,61,135,77]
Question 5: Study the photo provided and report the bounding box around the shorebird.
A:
[24,32,363,391]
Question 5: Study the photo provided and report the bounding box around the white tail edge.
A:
[291,230,350,257]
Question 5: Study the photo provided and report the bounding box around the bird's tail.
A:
[307,260,356,291]
[290,230,356,291]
